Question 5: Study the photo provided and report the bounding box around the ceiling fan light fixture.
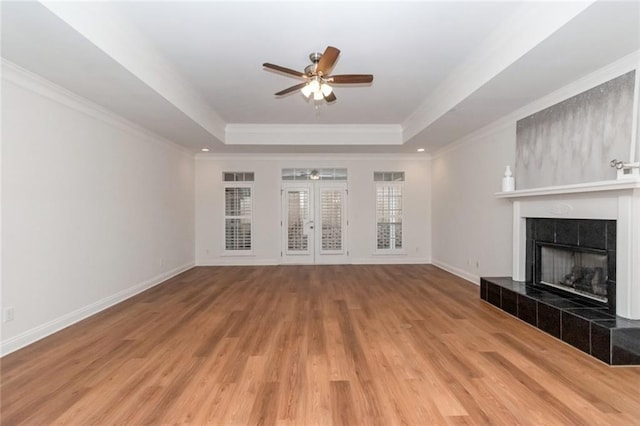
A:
[301,79,322,99]
[265,46,373,104]
[320,83,333,96]
[301,84,313,98]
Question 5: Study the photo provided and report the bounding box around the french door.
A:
[281,181,348,264]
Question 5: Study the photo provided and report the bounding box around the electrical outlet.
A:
[3,307,15,323]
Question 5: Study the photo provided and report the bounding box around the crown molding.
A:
[430,120,514,160]
[225,124,403,145]
[402,1,595,144]
[40,1,226,142]
[431,50,639,160]
[195,152,430,161]
[2,59,193,157]
[509,50,639,124]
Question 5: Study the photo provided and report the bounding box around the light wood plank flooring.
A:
[2,265,639,424]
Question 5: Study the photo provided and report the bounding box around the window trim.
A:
[223,182,254,256]
[373,181,405,255]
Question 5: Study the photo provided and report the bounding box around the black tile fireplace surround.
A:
[527,218,616,314]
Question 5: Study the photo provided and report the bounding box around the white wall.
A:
[431,52,639,285]
[1,63,195,355]
[431,124,515,283]
[195,155,431,265]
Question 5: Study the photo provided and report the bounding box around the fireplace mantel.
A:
[495,178,640,199]
[497,179,640,319]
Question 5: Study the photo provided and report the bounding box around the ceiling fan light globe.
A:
[320,83,333,96]
[313,90,324,101]
[309,80,320,92]
[300,84,313,98]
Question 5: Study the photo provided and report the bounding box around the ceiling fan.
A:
[263,46,373,103]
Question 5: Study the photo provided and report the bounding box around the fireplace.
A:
[485,181,640,365]
[526,218,616,314]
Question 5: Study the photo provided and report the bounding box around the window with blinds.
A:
[374,172,404,251]
[223,172,253,252]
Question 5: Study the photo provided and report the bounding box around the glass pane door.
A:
[318,187,345,255]
[283,185,314,261]
[282,182,348,264]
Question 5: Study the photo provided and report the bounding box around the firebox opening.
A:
[536,243,608,303]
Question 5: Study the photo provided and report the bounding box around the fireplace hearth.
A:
[480,277,640,365]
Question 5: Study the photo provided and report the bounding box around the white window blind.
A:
[224,185,252,252]
[374,172,404,251]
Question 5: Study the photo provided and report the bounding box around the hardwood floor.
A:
[2,265,639,425]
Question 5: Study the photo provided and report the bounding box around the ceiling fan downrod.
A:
[304,52,322,76]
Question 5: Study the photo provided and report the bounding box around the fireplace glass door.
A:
[539,245,608,302]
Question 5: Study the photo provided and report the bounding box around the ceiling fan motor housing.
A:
[305,52,323,76]
[309,52,323,63]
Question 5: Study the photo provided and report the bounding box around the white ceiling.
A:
[2,1,639,154]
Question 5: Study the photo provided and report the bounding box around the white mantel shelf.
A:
[495,178,640,199]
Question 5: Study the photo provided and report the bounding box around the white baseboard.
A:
[431,259,480,285]
[198,257,431,266]
[351,257,431,265]
[0,262,195,357]
[196,258,280,266]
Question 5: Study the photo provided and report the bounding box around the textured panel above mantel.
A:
[495,178,640,199]
[515,71,636,189]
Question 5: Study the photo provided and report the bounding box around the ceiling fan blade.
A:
[275,82,308,96]
[316,46,340,76]
[263,63,307,79]
[323,91,337,103]
[329,74,374,84]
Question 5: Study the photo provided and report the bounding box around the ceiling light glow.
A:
[301,78,332,100]
[308,80,320,93]
[417,148,425,152]
[201,148,210,152]
[320,83,333,96]
[301,84,313,98]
